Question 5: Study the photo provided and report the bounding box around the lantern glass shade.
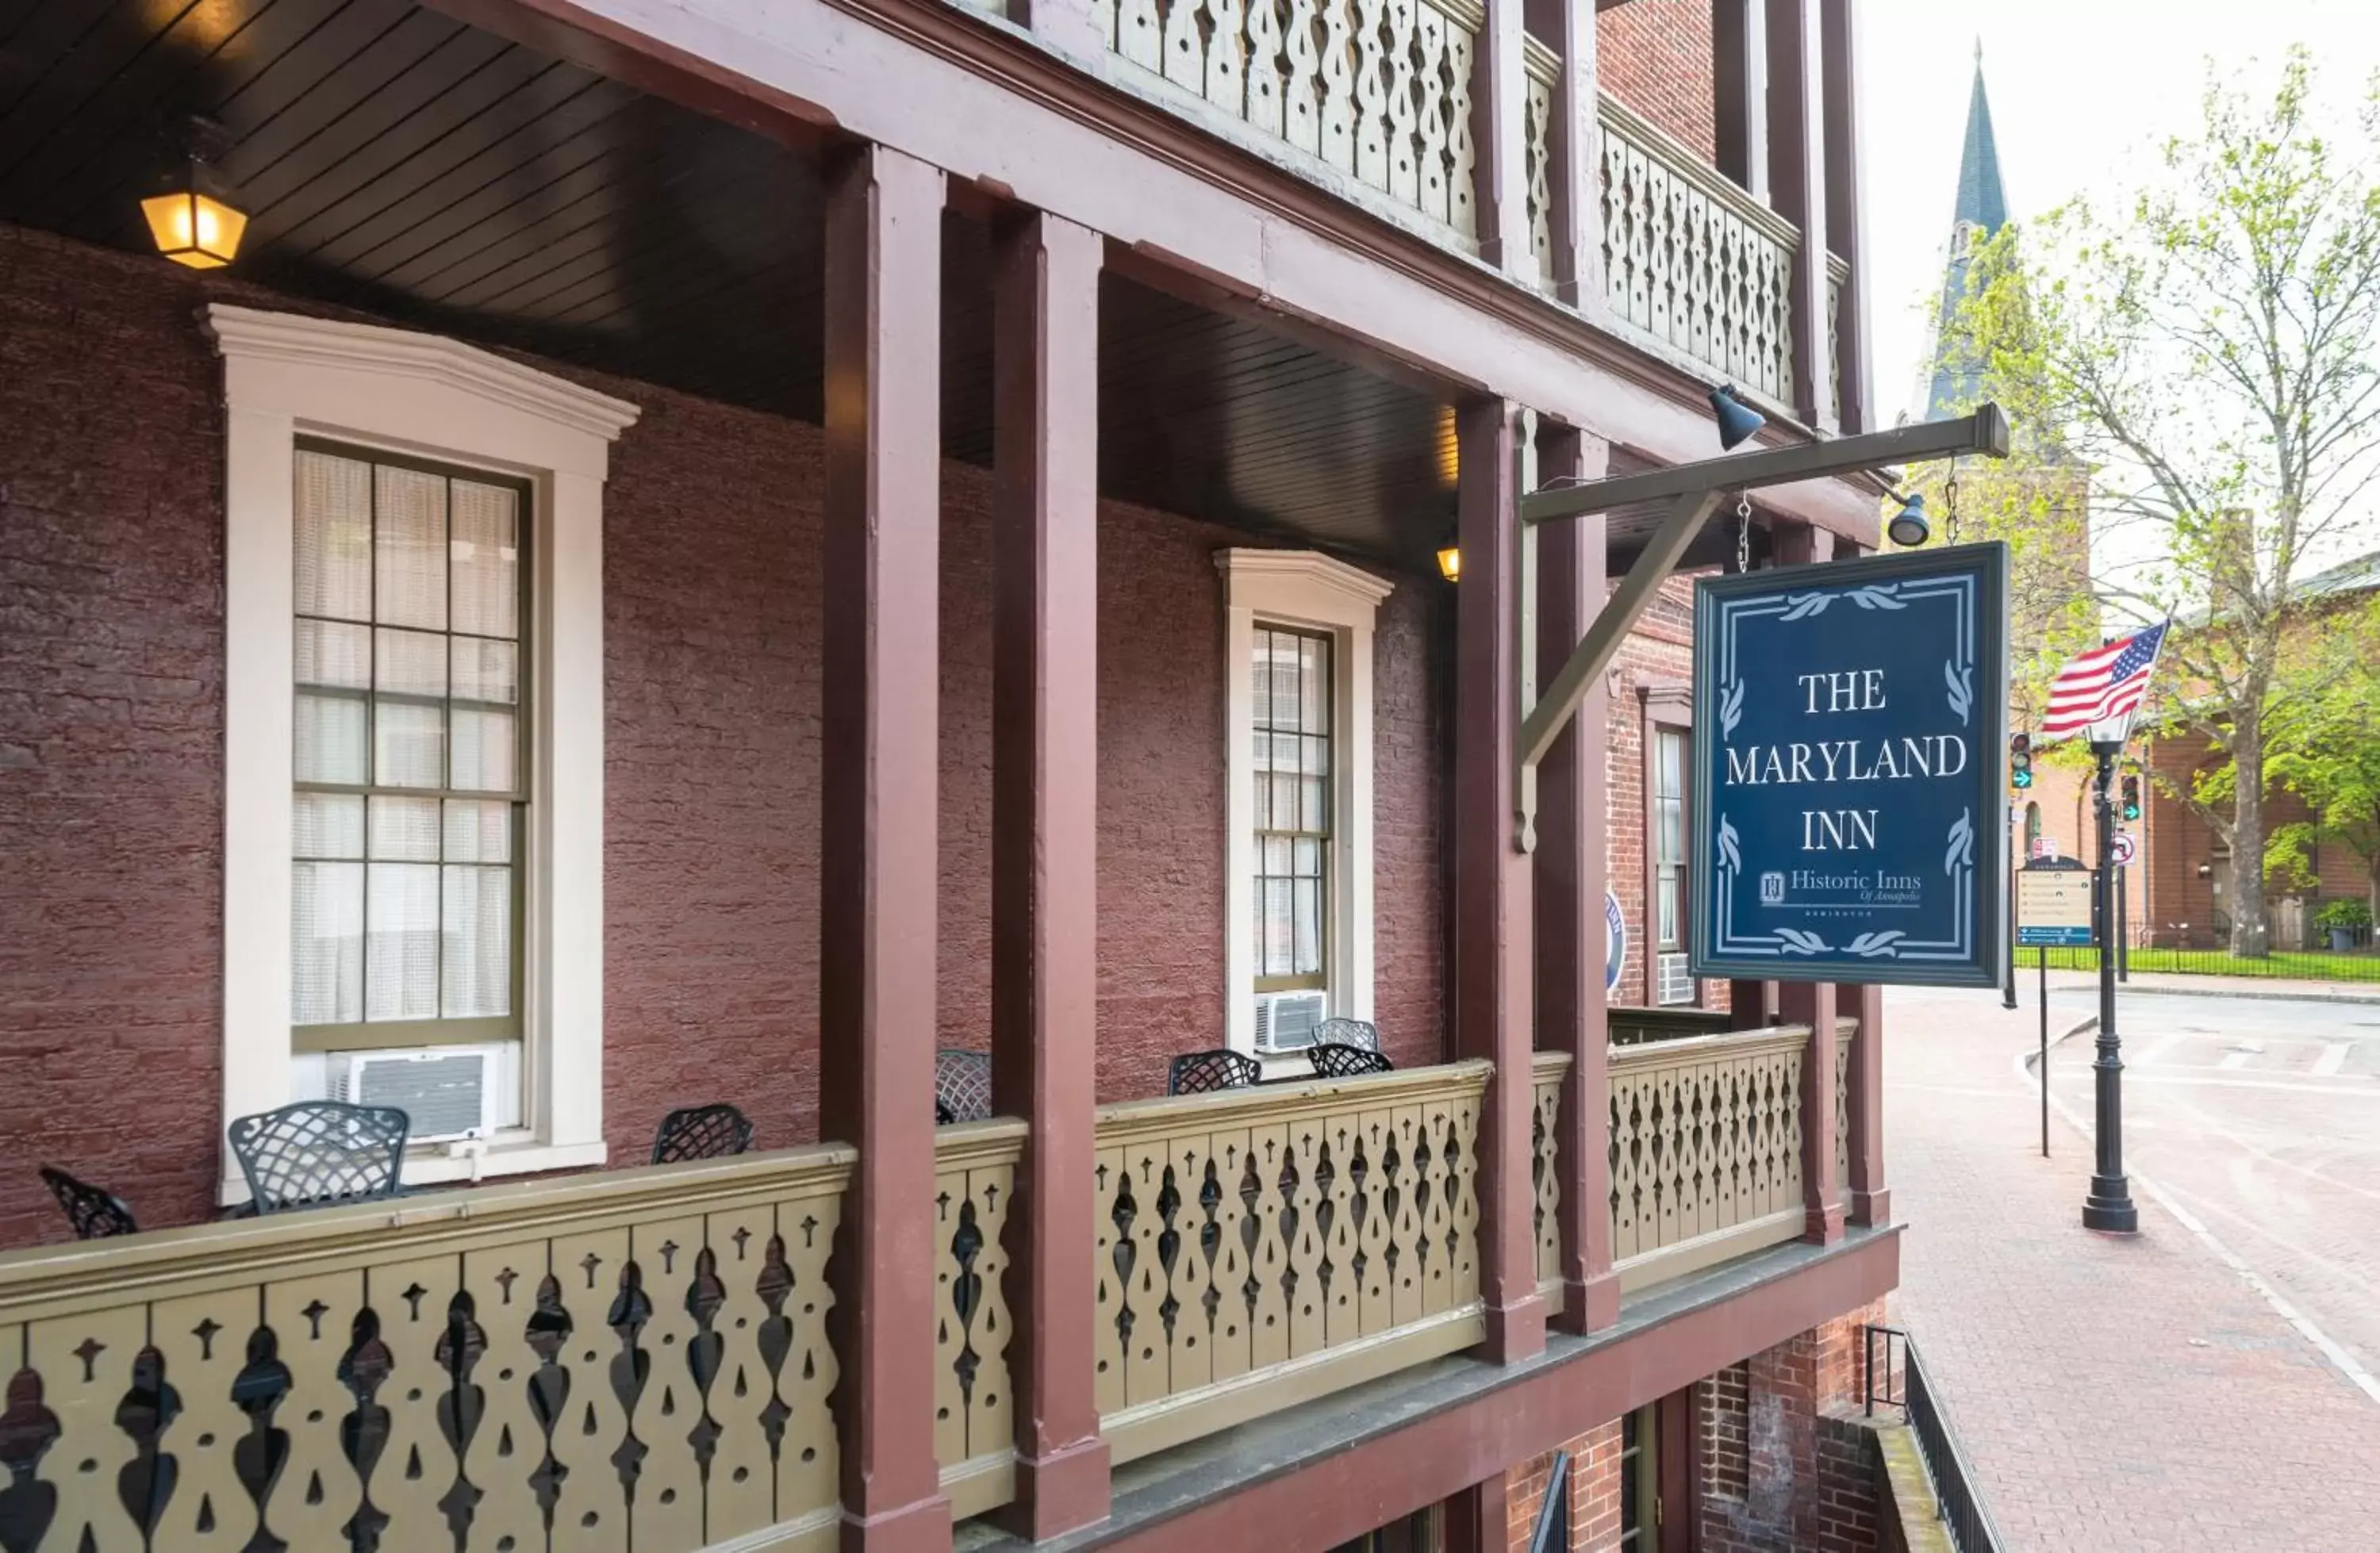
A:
[1436,544,1461,582]
[141,189,247,269]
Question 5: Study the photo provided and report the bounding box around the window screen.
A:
[290,444,525,1042]
[1253,626,1331,992]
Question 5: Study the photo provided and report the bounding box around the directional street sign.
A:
[2109,831,2137,869]
[2016,865,2094,947]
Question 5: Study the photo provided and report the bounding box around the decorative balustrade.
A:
[1522,37,1559,283]
[934,1121,1022,1520]
[1599,90,1798,405]
[0,1145,851,1553]
[1530,1050,1570,1294]
[1826,251,1849,426]
[1832,1016,1854,1205]
[1095,0,1481,239]
[1090,1060,1488,1463]
[1608,1023,1813,1291]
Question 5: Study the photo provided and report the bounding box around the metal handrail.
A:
[1864,1325,2007,1553]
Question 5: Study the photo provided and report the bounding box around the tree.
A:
[1964,51,2380,957]
[2265,598,2380,916]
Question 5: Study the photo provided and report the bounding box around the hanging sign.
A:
[1691,543,2010,987]
[1605,890,1626,995]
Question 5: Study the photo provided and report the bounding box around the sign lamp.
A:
[1886,490,1932,547]
[142,121,246,270]
[1708,384,1765,451]
[1436,529,1461,582]
[2010,731,2033,789]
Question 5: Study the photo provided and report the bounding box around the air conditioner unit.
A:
[324,1044,519,1143]
[1656,953,1696,1007]
[1253,991,1328,1053]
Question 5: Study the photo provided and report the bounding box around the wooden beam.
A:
[1520,405,2008,523]
[989,209,1111,1539]
[1767,0,1832,428]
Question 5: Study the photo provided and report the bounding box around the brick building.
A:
[0,1,1906,1551]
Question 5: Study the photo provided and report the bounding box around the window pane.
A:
[444,799,511,864]
[451,707,516,793]
[1251,642,1273,727]
[1293,837,1320,875]
[293,792,363,859]
[374,466,448,631]
[295,451,371,621]
[1658,799,1681,862]
[374,700,445,788]
[451,637,518,705]
[1301,776,1326,833]
[294,619,369,690]
[1262,877,1294,974]
[450,481,520,639]
[292,861,363,1025]
[374,627,447,697]
[366,862,440,1021]
[1656,731,1683,796]
[369,795,441,861]
[443,865,512,1018]
[1300,637,1327,732]
[294,692,367,784]
[1657,879,1679,948]
[1292,877,1320,973]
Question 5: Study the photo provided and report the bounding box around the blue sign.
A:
[1605,890,1626,996]
[1690,543,2008,988]
[2016,926,2092,947]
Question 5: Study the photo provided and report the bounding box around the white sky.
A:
[1857,1,2380,426]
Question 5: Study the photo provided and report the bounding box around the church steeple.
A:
[1918,46,2011,420]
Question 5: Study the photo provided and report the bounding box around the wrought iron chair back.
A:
[935,1049,994,1124]
[1313,1017,1380,1052]
[39,1165,137,1240]
[651,1102,755,1164]
[227,1101,410,1214]
[1167,1049,1263,1095]
[1307,1042,1395,1079]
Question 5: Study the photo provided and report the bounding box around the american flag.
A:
[2041,621,2170,738]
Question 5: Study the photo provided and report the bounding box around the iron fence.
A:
[1865,1325,2005,1553]
[2028,917,2380,984]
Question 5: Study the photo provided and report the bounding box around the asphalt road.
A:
[2040,985,2380,1382]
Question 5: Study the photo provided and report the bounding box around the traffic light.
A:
[2010,733,2033,790]
[2121,773,2141,822]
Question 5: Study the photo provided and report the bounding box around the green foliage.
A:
[2316,897,2374,930]
[2264,595,2380,907]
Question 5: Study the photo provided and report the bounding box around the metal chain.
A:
[1944,460,1961,542]
[1736,493,1752,573]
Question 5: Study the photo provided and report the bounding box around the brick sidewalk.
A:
[1885,987,2380,1551]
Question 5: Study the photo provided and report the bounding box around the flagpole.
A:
[2082,727,2139,1234]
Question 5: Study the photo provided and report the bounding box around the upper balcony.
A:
[1020,0,1865,432]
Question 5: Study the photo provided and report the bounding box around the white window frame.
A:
[209,305,639,1198]
[1218,549,1394,1059]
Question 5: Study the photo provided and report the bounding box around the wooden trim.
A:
[1092,1060,1492,1150]
[1607,1022,1813,1072]
[942,1450,1020,1521]
[1101,1304,1488,1465]
[1613,1208,1805,1293]
[1522,33,1561,85]
[1597,90,1800,251]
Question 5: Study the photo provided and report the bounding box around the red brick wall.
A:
[1596,0,1718,160]
[0,224,1446,1244]
[1503,1417,1626,1552]
[1698,1298,1887,1552]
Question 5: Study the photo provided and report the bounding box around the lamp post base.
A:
[2082,1180,2139,1234]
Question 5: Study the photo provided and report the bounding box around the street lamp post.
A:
[2082,736,2139,1233]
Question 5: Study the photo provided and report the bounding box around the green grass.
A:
[2033,945,2380,982]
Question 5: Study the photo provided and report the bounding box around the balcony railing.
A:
[934,1120,1025,1519]
[1090,1060,1488,1463]
[0,1144,854,1553]
[1097,0,1483,240]
[1598,90,1798,405]
[1530,1050,1572,1294]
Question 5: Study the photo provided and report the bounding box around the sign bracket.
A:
[1512,405,2013,851]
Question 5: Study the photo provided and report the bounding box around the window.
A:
[1217,550,1392,1056]
[290,443,528,1049]
[2023,800,2042,856]
[1253,626,1331,992]
[210,304,635,1194]
[1618,1405,1654,1548]
[1643,685,1699,1007]
[1653,728,1686,953]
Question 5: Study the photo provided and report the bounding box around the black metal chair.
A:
[935,1049,994,1125]
[1313,1017,1380,1052]
[651,1103,755,1164]
[226,1101,409,1214]
[39,1166,137,1240]
[1167,1049,1262,1095]
[1307,1042,1395,1079]
[936,1099,958,1126]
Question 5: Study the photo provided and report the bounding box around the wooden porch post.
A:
[1821,0,1871,434]
[1533,424,1619,1334]
[819,141,952,1553]
[988,209,1113,1539]
[1529,0,1603,309]
[1764,0,1834,431]
[1456,397,1547,1363]
[1473,0,1534,282]
[1835,537,1888,1226]
[1768,524,1841,1245]
[1714,0,1771,202]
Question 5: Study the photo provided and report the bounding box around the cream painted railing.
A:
[1097,0,1483,239]
[1599,90,1798,404]
[1831,1015,1855,1205]
[1090,1060,1488,1463]
[1530,1050,1571,1294]
[933,1121,1022,1520]
[1826,250,1849,425]
[1608,1023,1811,1290]
[0,1145,852,1553]
[1522,36,1560,282]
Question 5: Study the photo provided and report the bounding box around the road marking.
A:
[2313,1042,2353,1079]
[2218,1044,2261,1070]
[2094,1073,2377,1098]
